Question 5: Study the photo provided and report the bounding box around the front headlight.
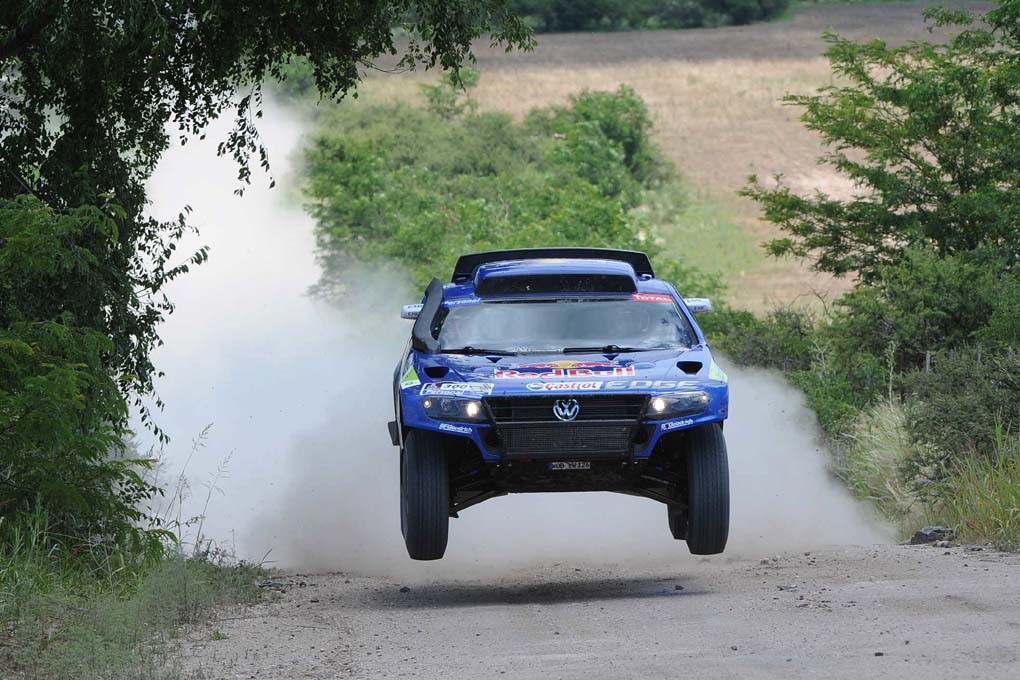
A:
[422,396,486,422]
[645,391,709,420]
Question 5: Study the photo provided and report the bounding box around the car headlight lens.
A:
[422,397,486,422]
[646,391,710,420]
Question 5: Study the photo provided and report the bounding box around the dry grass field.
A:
[360,2,989,310]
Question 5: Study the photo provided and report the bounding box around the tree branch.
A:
[0,7,57,62]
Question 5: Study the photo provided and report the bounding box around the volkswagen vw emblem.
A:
[552,398,580,422]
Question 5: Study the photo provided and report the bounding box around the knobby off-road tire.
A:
[401,430,450,560]
[685,423,730,555]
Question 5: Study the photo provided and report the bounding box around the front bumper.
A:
[399,385,728,461]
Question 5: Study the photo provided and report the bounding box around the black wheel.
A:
[685,423,729,555]
[667,505,687,540]
[401,430,450,560]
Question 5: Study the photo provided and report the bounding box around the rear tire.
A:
[685,423,729,555]
[401,430,450,560]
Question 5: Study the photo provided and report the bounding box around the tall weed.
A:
[934,426,1020,550]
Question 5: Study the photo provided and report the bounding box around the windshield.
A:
[436,296,695,354]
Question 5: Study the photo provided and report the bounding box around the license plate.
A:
[548,461,591,470]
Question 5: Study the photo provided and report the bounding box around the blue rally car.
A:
[389,248,730,560]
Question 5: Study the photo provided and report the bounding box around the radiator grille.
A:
[486,394,647,423]
[498,424,636,458]
[485,394,647,458]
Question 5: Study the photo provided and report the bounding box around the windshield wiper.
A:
[441,346,516,356]
[562,345,654,354]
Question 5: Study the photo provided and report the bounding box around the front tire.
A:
[401,430,450,560]
[685,423,730,555]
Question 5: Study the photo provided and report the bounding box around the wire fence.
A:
[923,345,1016,372]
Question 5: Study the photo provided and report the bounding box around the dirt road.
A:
[185,543,1020,679]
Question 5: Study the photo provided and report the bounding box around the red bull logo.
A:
[495,365,635,379]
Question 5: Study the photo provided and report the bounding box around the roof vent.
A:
[476,273,637,296]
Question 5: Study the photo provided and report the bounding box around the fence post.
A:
[925,350,932,373]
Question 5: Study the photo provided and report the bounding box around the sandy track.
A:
[185,544,1020,679]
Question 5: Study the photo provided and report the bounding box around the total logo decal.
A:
[438,422,473,434]
[632,293,673,303]
[527,381,603,392]
[660,418,695,431]
[421,382,495,396]
[496,361,635,379]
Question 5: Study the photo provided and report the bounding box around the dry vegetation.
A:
[358,2,988,310]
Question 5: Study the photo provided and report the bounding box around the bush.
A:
[703,307,815,371]
[510,0,790,32]
[306,81,718,299]
[1,197,167,560]
[826,248,1017,372]
[901,348,1020,464]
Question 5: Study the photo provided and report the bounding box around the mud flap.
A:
[387,420,400,447]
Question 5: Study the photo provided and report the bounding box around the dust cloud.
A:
[144,93,887,580]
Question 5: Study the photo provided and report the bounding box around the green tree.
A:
[0,1,531,551]
[1,1,532,407]
[742,3,1020,282]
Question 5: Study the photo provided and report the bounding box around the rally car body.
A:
[389,248,730,560]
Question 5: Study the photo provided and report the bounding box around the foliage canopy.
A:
[510,0,789,32]
[743,3,1020,282]
[0,1,530,556]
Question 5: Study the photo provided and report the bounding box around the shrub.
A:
[306,81,717,298]
[703,307,815,371]
[826,248,1015,372]
[510,0,790,32]
[901,348,1020,464]
[1,197,166,561]
[420,67,481,120]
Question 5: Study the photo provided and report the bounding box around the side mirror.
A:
[401,304,423,320]
[683,298,713,313]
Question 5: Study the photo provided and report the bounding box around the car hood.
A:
[414,347,726,395]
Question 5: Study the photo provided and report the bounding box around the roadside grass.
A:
[1,530,264,680]
[829,399,1020,549]
[933,427,1020,551]
[836,400,921,534]
[2,438,266,680]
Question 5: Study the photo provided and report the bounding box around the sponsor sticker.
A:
[439,422,472,434]
[549,461,591,470]
[604,379,696,390]
[709,359,729,383]
[632,293,674,304]
[496,366,635,379]
[511,360,619,369]
[421,382,494,396]
[526,381,603,392]
[399,365,421,389]
[661,418,695,431]
[443,297,482,307]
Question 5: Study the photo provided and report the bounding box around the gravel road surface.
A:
[185,544,1020,679]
